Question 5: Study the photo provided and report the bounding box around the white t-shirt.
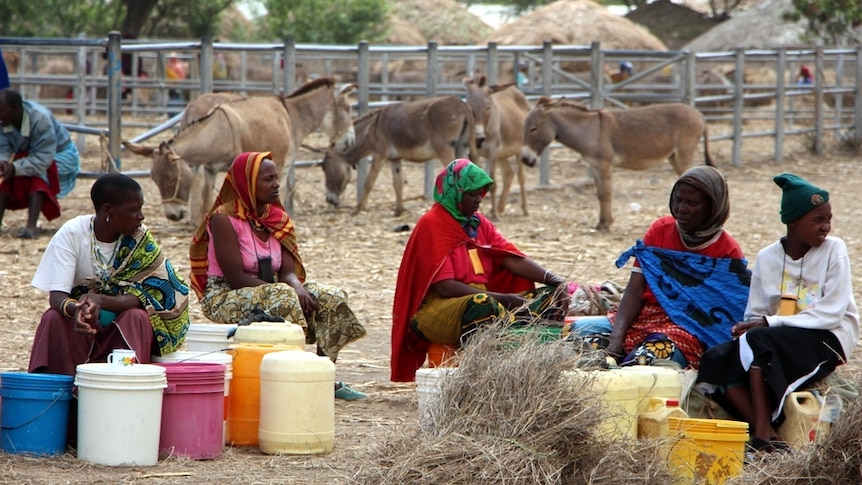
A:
[31,215,118,294]
[747,236,860,360]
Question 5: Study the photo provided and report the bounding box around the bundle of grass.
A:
[389,0,494,45]
[351,324,678,484]
[728,377,862,484]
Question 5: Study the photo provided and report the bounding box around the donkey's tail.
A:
[702,123,714,167]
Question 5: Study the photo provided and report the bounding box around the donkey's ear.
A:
[122,140,155,157]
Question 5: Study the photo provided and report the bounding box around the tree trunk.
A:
[121,0,159,39]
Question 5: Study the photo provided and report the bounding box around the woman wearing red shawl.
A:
[391,159,570,382]
[190,152,367,400]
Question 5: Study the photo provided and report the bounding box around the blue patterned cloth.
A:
[615,240,751,347]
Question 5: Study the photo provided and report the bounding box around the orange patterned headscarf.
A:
[189,151,304,298]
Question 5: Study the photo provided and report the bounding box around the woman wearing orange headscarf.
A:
[190,152,367,399]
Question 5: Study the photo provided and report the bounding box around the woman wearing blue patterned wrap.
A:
[28,173,190,376]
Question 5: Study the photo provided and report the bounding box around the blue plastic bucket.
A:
[0,372,74,456]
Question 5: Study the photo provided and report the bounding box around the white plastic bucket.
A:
[184,323,237,353]
[415,367,458,433]
[152,350,233,444]
[258,351,336,454]
[75,363,167,466]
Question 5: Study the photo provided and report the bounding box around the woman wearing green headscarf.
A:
[391,159,570,382]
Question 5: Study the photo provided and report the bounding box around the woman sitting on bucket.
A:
[569,165,750,369]
[696,173,858,452]
[391,158,570,382]
[189,151,368,400]
[29,173,190,375]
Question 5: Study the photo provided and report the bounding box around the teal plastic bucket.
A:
[0,372,74,456]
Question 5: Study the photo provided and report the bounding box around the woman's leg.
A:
[303,281,366,363]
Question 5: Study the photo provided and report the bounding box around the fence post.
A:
[200,36,214,95]
[774,48,786,162]
[75,34,87,154]
[425,41,439,201]
[683,51,696,106]
[283,38,296,96]
[589,41,603,109]
[106,31,122,171]
[486,42,498,86]
[539,40,553,187]
[813,46,824,155]
[731,48,744,167]
[856,46,862,148]
[355,41,370,207]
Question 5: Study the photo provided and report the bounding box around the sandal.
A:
[335,381,367,401]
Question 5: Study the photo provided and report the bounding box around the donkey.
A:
[124,78,356,224]
[520,98,713,231]
[321,95,477,216]
[464,76,531,218]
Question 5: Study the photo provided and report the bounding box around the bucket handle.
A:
[171,348,233,363]
[0,391,69,431]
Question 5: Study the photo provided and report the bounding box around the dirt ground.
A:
[0,115,860,483]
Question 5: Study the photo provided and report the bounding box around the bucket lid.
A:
[0,372,74,390]
[153,362,226,377]
[75,363,167,378]
[186,323,237,335]
[152,350,233,365]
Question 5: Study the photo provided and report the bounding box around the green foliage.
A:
[785,0,862,45]
[0,0,117,37]
[262,0,389,43]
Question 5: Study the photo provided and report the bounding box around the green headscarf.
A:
[433,159,493,229]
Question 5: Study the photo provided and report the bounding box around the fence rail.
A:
[1,34,860,186]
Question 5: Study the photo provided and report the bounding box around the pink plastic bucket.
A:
[154,362,225,460]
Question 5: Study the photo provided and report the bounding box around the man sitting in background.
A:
[0,88,80,238]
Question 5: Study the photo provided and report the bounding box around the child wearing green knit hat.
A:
[696,173,858,453]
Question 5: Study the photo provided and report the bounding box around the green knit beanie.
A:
[774,173,829,224]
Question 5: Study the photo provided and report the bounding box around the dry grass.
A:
[487,0,667,51]
[352,327,678,484]
[389,0,494,45]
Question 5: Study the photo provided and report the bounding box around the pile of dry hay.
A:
[729,378,862,484]
[389,0,494,45]
[487,0,667,51]
[350,326,677,485]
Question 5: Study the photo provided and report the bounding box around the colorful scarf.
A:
[74,224,190,356]
[190,151,304,298]
[433,158,493,235]
[615,240,750,348]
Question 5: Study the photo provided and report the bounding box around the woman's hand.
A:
[491,292,527,310]
[293,284,319,316]
[74,293,100,335]
[731,317,768,338]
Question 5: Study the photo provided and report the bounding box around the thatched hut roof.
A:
[487,0,667,51]
[389,0,494,45]
[683,0,810,51]
[382,17,428,45]
[625,0,719,50]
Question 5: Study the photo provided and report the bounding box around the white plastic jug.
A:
[258,350,336,454]
[233,321,305,348]
[779,391,830,449]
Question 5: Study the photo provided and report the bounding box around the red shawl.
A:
[390,203,534,382]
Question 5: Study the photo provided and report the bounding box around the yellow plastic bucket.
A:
[666,417,749,485]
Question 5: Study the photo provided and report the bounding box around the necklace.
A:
[91,217,120,280]
[780,251,804,299]
[249,218,266,232]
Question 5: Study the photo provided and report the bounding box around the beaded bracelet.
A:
[61,298,76,320]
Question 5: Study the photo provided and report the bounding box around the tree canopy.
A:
[785,0,862,45]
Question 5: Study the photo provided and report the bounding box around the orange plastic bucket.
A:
[427,343,458,368]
